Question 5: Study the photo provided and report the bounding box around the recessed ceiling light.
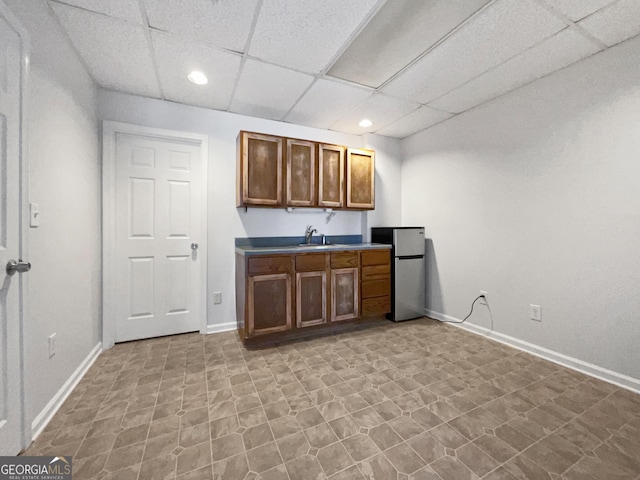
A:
[359,119,373,128]
[188,71,208,85]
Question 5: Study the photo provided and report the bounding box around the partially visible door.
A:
[114,132,204,342]
[0,5,26,455]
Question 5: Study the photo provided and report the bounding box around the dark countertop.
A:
[236,242,391,256]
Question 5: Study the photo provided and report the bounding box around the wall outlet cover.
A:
[479,291,488,305]
[213,292,222,304]
[48,333,56,359]
[530,304,542,321]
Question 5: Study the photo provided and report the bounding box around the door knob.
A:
[6,259,31,276]
[191,243,199,251]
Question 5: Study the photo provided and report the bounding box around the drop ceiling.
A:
[48,0,640,138]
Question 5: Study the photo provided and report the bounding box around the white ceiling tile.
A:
[49,0,143,24]
[578,0,640,47]
[284,79,372,129]
[328,0,491,88]
[382,0,567,104]
[542,0,618,21]
[248,0,380,74]
[329,94,420,135]
[230,59,315,120]
[375,106,453,138]
[51,2,161,97]
[429,29,601,113]
[151,32,241,111]
[142,0,260,52]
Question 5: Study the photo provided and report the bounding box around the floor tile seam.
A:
[136,360,174,480]
[480,402,604,479]
[504,423,583,477]
[249,408,286,475]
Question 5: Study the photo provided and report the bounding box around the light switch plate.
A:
[30,202,40,227]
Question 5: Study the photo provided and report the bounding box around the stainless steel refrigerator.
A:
[371,227,425,321]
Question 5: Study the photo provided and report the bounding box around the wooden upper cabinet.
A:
[237,131,375,211]
[237,131,283,207]
[318,144,345,208]
[346,148,375,210]
[286,139,316,206]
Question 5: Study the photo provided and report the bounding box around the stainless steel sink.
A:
[295,244,349,249]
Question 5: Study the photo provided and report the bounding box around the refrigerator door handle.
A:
[397,255,424,260]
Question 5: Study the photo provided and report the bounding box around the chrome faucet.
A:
[304,225,318,244]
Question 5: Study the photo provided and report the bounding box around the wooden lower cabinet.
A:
[296,271,327,327]
[237,248,390,345]
[331,268,359,322]
[361,250,391,317]
[248,273,292,336]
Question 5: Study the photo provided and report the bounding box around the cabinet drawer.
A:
[361,249,390,266]
[331,251,359,268]
[362,279,390,299]
[295,253,327,272]
[361,296,390,316]
[248,256,292,275]
[362,264,390,281]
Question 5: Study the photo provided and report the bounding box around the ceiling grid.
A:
[46,0,640,138]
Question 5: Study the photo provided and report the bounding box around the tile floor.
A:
[22,318,640,480]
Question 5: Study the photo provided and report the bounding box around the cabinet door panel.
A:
[248,256,292,275]
[331,251,359,269]
[362,297,391,317]
[297,271,327,328]
[361,264,390,281]
[346,148,375,209]
[331,268,359,322]
[287,139,316,206]
[361,249,389,266]
[240,132,283,206]
[362,279,390,299]
[248,273,292,335]
[295,253,327,272]
[318,144,344,208]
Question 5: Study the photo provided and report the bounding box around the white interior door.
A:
[114,132,204,342]
[0,5,26,455]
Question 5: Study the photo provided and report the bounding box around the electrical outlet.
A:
[213,292,222,305]
[479,291,488,305]
[48,333,56,359]
[530,304,542,322]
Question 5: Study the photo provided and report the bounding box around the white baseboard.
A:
[425,308,640,394]
[31,342,102,439]
[206,322,237,335]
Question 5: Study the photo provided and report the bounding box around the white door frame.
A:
[102,121,208,349]
[0,0,30,452]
